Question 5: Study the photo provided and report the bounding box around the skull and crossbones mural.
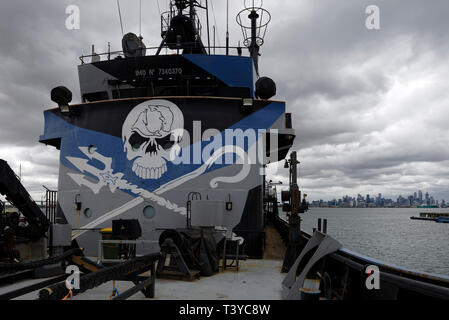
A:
[122,100,184,180]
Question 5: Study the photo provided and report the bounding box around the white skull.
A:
[122,100,184,180]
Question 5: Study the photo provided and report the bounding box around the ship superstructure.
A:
[39,0,295,257]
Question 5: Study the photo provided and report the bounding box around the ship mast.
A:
[237,0,271,75]
[157,0,207,55]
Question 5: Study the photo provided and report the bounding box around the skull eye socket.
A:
[156,134,179,151]
[129,131,149,151]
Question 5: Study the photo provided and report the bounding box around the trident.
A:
[67,145,250,239]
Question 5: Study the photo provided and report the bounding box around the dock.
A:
[419,212,449,218]
[410,212,449,222]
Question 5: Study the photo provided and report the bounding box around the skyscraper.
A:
[377,193,382,206]
[418,190,423,204]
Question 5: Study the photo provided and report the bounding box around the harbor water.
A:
[281,208,449,276]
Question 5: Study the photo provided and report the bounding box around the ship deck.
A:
[3,258,285,300]
[1,225,287,300]
[78,259,284,300]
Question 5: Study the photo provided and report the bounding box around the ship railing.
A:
[79,44,250,64]
[160,11,171,35]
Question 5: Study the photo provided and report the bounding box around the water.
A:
[280,208,449,276]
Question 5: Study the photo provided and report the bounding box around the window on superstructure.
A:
[83,91,109,102]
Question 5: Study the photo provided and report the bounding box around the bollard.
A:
[323,219,327,234]
[318,218,322,232]
[300,288,321,301]
[300,278,321,300]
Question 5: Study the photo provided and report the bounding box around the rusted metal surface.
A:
[38,252,160,300]
[263,224,286,260]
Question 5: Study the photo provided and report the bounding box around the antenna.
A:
[206,0,211,54]
[237,0,271,75]
[117,0,124,36]
[156,0,162,15]
[139,0,142,37]
[226,0,229,55]
[210,0,220,46]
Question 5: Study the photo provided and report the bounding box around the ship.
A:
[39,0,294,261]
[1,0,449,301]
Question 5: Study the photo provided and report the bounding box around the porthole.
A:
[143,205,155,219]
[84,208,93,218]
[88,145,97,155]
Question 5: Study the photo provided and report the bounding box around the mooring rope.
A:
[109,280,120,299]
[62,289,73,300]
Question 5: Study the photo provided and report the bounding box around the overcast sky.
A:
[1,0,449,202]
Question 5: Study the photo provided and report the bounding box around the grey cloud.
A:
[2,0,449,201]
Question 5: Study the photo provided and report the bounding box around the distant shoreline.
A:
[307,206,447,210]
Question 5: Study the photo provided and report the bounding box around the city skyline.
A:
[308,189,448,208]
